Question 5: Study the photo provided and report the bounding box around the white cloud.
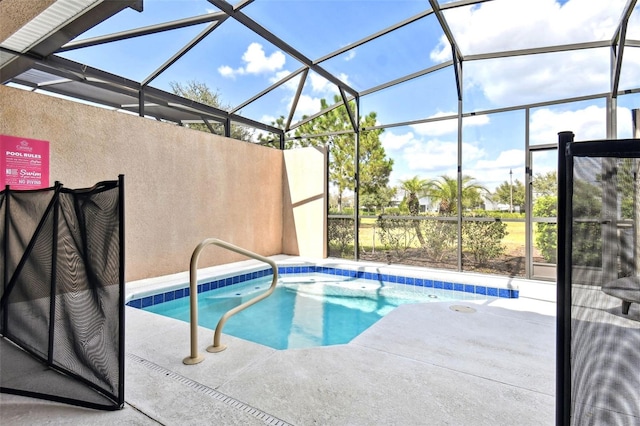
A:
[267,71,350,122]
[401,139,485,173]
[387,104,636,191]
[529,104,606,144]
[218,65,235,79]
[281,72,353,122]
[381,131,415,151]
[382,125,529,189]
[260,114,278,126]
[270,70,291,83]
[431,0,624,62]
[218,42,285,79]
[410,112,490,136]
[528,149,556,178]
[309,73,329,93]
[619,48,640,94]
[243,43,285,73]
[269,70,301,92]
[306,72,350,96]
[337,73,350,88]
[446,148,526,191]
[291,94,322,118]
[404,139,458,172]
[429,0,632,106]
[217,65,240,79]
[382,127,530,190]
[475,149,524,171]
[410,115,457,137]
[467,166,525,191]
[386,103,635,187]
[465,50,610,106]
[530,104,634,143]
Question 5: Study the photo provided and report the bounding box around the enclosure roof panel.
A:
[1,0,637,133]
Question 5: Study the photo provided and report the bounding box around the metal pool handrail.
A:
[183,238,278,365]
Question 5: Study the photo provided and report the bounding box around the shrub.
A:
[474,210,525,220]
[533,195,557,263]
[383,207,402,215]
[328,217,354,257]
[421,219,457,261]
[532,194,603,266]
[462,219,507,265]
[376,215,417,260]
[572,222,602,267]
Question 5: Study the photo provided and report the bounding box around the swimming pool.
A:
[127,265,514,349]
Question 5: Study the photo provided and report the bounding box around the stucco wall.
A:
[0,85,322,281]
[282,147,327,258]
[0,0,56,42]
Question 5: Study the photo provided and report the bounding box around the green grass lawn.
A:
[503,222,526,253]
[357,218,527,255]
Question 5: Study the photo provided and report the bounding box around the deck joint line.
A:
[127,353,293,426]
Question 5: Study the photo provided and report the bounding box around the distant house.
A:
[482,194,520,212]
[389,194,437,213]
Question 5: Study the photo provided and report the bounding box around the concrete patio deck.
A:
[1,281,556,425]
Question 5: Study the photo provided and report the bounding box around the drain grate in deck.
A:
[127,353,293,426]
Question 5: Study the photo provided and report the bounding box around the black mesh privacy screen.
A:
[0,176,124,410]
[557,134,640,425]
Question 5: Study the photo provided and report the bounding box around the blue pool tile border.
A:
[127,265,519,309]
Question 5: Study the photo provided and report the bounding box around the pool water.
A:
[143,273,487,349]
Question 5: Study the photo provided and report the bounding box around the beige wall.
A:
[0,0,56,43]
[282,147,327,258]
[0,85,326,281]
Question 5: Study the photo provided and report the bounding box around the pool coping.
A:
[125,256,548,309]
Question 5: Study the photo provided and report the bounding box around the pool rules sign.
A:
[1,135,50,190]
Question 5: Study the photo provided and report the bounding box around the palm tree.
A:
[400,176,430,214]
[400,176,430,246]
[428,175,487,214]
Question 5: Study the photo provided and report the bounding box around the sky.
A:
[55,0,640,193]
